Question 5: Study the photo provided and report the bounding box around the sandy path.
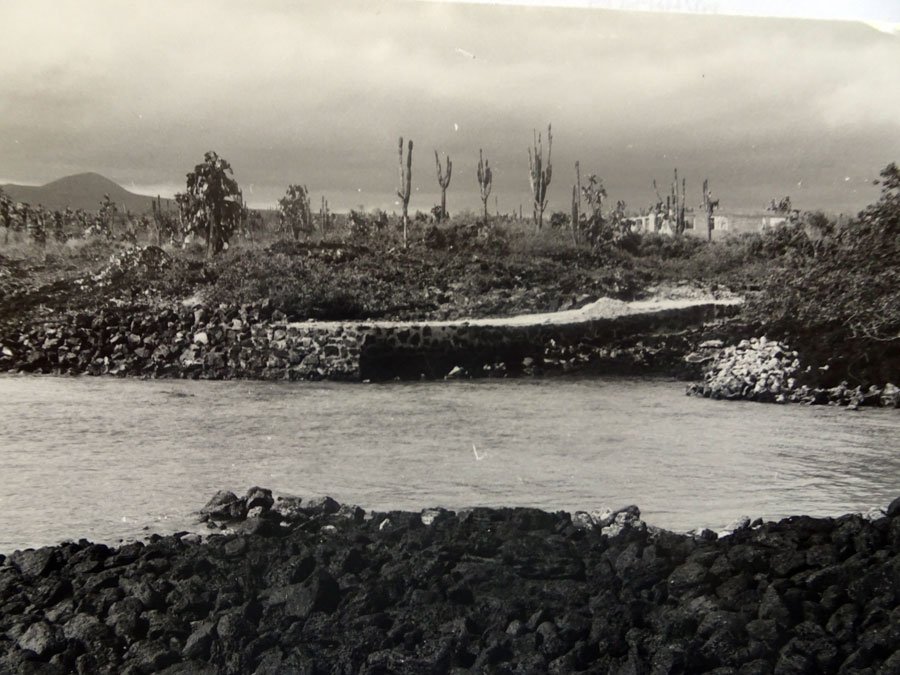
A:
[288,294,744,330]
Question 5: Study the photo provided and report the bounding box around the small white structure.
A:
[686,211,792,240]
[633,210,795,240]
[631,212,676,236]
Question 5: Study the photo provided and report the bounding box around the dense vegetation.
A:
[0,211,777,327]
[744,163,900,386]
[1,163,897,388]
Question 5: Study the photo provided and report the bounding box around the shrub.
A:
[629,232,707,259]
[549,211,570,229]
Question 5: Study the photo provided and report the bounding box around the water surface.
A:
[1,375,898,551]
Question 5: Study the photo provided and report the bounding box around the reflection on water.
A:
[1,374,898,551]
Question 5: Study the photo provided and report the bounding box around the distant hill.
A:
[0,173,174,213]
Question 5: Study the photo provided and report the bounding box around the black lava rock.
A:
[0,491,897,673]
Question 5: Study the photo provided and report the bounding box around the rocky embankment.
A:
[0,303,365,381]
[686,337,900,408]
[0,285,739,382]
[2,490,899,674]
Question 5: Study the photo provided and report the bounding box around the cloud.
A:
[0,1,897,213]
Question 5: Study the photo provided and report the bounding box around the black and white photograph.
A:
[0,0,898,672]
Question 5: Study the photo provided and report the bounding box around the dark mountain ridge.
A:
[1,173,173,212]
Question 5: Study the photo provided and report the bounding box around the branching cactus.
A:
[397,137,413,248]
[528,124,553,230]
[477,149,493,222]
[434,150,452,221]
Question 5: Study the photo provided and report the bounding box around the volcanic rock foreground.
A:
[1,490,899,674]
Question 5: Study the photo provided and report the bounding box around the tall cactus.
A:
[476,149,493,222]
[52,210,65,242]
[571,161,582,246]
[670,169,687,235]
[702,178,719,242]
[0,189,11,245]
[397,137,413,248]
[30,205,47,246]
[571,185,580,246]
[151,195,164,245]
[319,195,331,238]
[99,194,117,238]
[434,150,452,221]
[278,184,313,240]
[528,124,553,230]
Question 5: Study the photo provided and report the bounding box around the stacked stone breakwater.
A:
[0,300,740,382]
[686,337,900,408]
[1,490,898,674]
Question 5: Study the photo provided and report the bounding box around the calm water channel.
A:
[1,374,898,552]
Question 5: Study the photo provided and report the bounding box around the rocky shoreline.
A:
[2,289,897,409]
[1,490,898,674]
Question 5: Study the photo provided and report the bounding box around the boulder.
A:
[272,495,304,520]
[263,570,341,620]
[336,503,366,522]
[124,639,179,672]
[304,495,341,515]
[886,495,900,518]
[446,365,466,379]
[9,547,58,578]
[880,383,900,407]
[595,505,641,528]
[420,508,451,526]
[105,597,146,640]
[667,561,710,598]
[199,490,247,522]
[62,613,114,646]
[245,486,274,511]
[17,621,64,658]
[724,516,751,534]
[598,505,644,537]
[571,511,596,530]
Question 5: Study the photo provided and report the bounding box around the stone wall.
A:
[356,302,740,380]
[0,305,362,382]
[248,323,362,381]
[0,302,739,381]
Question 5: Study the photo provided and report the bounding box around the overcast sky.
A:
[0,1,897,214]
